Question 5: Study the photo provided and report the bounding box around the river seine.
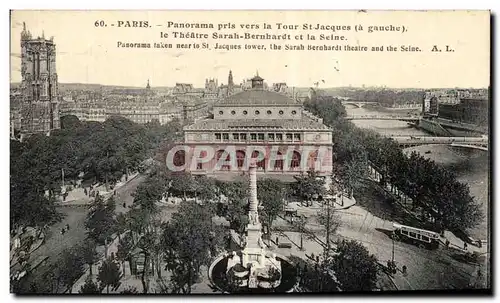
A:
[346,106,489,240]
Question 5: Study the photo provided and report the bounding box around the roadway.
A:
[16,174,147,293]
[273,183,484,290]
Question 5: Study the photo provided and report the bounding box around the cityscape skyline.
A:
[10,10,490,89]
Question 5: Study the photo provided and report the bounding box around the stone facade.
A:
[178,74,333,177]
[17,23,60,136]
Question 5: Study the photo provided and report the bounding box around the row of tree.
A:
[10,115,183,232]
[303,93,483,232]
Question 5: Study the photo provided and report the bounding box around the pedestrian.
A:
[276,237,279,245]
[402,265,407,276]
[123,202,126,208]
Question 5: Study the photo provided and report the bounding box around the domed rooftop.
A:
[217,90,299,106]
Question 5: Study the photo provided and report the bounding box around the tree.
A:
[162,201,223,294]
[299,260,339,292]
[116,233,134,277]
[193,176,218,203]
[217,180,249,233]
[293,170,326,203]
[97,257,122,294]
[257,178,286,233]
[317,202,341,261]
[55,248,86,293]
[77,240,100,276]
[169,172,196,200]
[79,277,101,294]
[85,194,116,257]
[292,215,308,250]
[60,114,81,130]
[329,239,378,291]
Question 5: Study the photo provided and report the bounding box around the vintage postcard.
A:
[9,10,490,294]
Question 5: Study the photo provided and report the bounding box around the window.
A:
[409,232,417,238]
[240,133,247,140]
[255,110,260,115]
[196,163,203,170]
[267,110,272,115]
[222,133,229,141]
[233,133,240,140]
[294,133,301,141]
[291,151,301,168]
[250,133,257,141]
[231,110,236,115]
[279,110,284,115]
[219,110,224,115]
[401,230,408,235]
[268,133,275,141]
[421,235,430,242]
[215,133,222,140]
[243,110,248,115]
[286,133,293,141]
[291,110,297,115]
[276,134,283,141]
[258,133,265,141]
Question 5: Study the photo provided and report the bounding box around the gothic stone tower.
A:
[19,23,60,136]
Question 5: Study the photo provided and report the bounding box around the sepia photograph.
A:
[8,9,491,295]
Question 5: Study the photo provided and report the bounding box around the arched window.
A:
[216,150,231,170]
[173,150,186,167]
[274,151,284,171]
[308,150,319,170]
[291,151,301,169]
[197,150,208,170]
[236,150,246,168]
[251,150,266,170]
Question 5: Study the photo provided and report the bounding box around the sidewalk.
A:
[284,194,356,217]
[57,172,140,206]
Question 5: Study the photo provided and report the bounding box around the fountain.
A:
[208,160,298,293]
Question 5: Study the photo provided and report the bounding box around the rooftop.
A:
[184,115,330,131]
[217,90,299,106]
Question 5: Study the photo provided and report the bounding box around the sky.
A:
[10,10,490,89]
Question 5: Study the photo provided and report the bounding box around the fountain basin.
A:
[208,251,298,293]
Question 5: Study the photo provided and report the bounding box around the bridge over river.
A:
[345,114,420,122]
[391,135,488,151]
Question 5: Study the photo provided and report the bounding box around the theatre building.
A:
[175,74,333,177]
